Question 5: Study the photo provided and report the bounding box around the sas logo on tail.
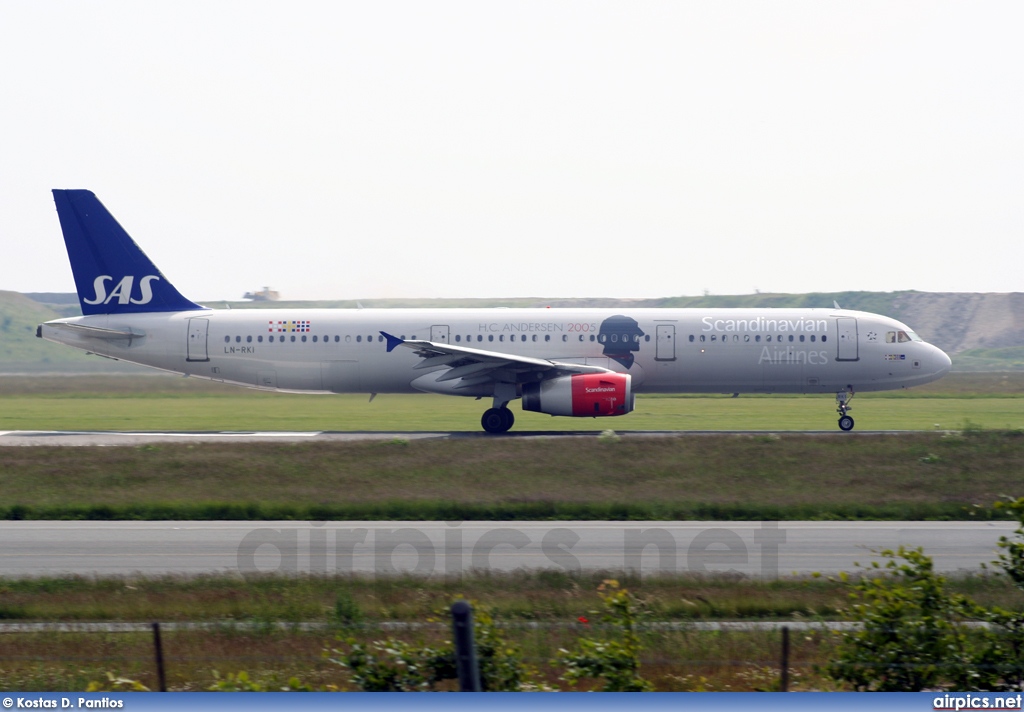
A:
[84,275,161,305]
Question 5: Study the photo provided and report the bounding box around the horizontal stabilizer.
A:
[46,322,143,340]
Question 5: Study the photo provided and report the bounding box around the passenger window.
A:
[755,335,761,342]
[455,335,461,342]
[822,335,827,342]
[301,335,307,342]
[590,335,596,342]
[562,335,568,342]
[700,335,705,342]
[799,335,805,342]
[335,336,340,342]
[810,335,816,342]
[788,335,794,342]
[689,335,695,342]
[258,335,263,343]
[544,335,549,342]
[235,336,241,343]
[488,335,494,342]
[711,335,716,341]
[290,335,296,342]
[356,335,362,343]
[224,336,230,343]
[499,335,504,342]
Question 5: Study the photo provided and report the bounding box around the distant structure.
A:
[243,287,280,301]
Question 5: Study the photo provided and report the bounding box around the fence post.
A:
[780,625,790,692]
[152,622,167,692]
[450,600,481,691]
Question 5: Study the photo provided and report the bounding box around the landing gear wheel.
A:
[838,415,855,431]
[481,407,514,434]
[500,407,514,432]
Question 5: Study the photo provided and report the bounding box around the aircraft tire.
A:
[838,415,855,431]
[481,408,512,434]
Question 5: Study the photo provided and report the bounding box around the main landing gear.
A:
[836,387,855,431]
[481,407,515,434]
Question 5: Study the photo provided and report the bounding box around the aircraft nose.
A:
[934,346,952,376]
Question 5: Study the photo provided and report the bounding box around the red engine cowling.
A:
[522,373,633,417]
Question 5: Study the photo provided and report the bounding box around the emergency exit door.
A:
[836,317,859,361]
[655,324,676,361]
[186,318,209,362]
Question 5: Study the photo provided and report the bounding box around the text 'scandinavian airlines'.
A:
[39,190,952,433]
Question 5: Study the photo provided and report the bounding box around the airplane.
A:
[38,189,952,434]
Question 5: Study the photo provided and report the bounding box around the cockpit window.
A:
[889,329,924,343]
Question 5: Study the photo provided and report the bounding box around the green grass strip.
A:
[1,501,1013,522]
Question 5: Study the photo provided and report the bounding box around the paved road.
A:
[0,520,1013,578]
[0,429,921,445]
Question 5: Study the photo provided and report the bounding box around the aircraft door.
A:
[186,318,209,362]
[430,325,450,344]
[836,317,859,361]
[655,324,676,361]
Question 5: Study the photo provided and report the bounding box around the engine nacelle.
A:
[522,373,633,417]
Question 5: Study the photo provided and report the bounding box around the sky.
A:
[1,1,1021,301]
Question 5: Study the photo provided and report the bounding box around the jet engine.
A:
[522,373,633,417]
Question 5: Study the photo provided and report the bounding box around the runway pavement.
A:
[0,520,1013,578]
[0,429,917,445]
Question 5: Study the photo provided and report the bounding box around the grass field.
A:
[0,373,1021,521]
[0,623,833,692]
[0,373,1021,689]
[1,373,1022,432]
[0,570,1020,691]
[1,431,1022,520]
[1,570,1022,691]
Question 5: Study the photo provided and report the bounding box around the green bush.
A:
[829,496,1024,691]
[558,580,653,692]
[329,601,544,691]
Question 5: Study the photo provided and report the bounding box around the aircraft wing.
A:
[381,331,612,391]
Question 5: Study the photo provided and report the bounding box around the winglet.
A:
[381,331,404,353]
[833,300,842,309]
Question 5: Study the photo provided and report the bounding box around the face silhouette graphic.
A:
[598,315,645,368]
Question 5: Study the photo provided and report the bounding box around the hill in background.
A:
[7,290,1023,374]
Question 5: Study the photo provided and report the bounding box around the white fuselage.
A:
[41,307,952,397]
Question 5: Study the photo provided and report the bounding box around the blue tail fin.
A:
[52,190,205,315]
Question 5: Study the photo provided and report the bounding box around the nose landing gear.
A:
[836,387,855,431]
